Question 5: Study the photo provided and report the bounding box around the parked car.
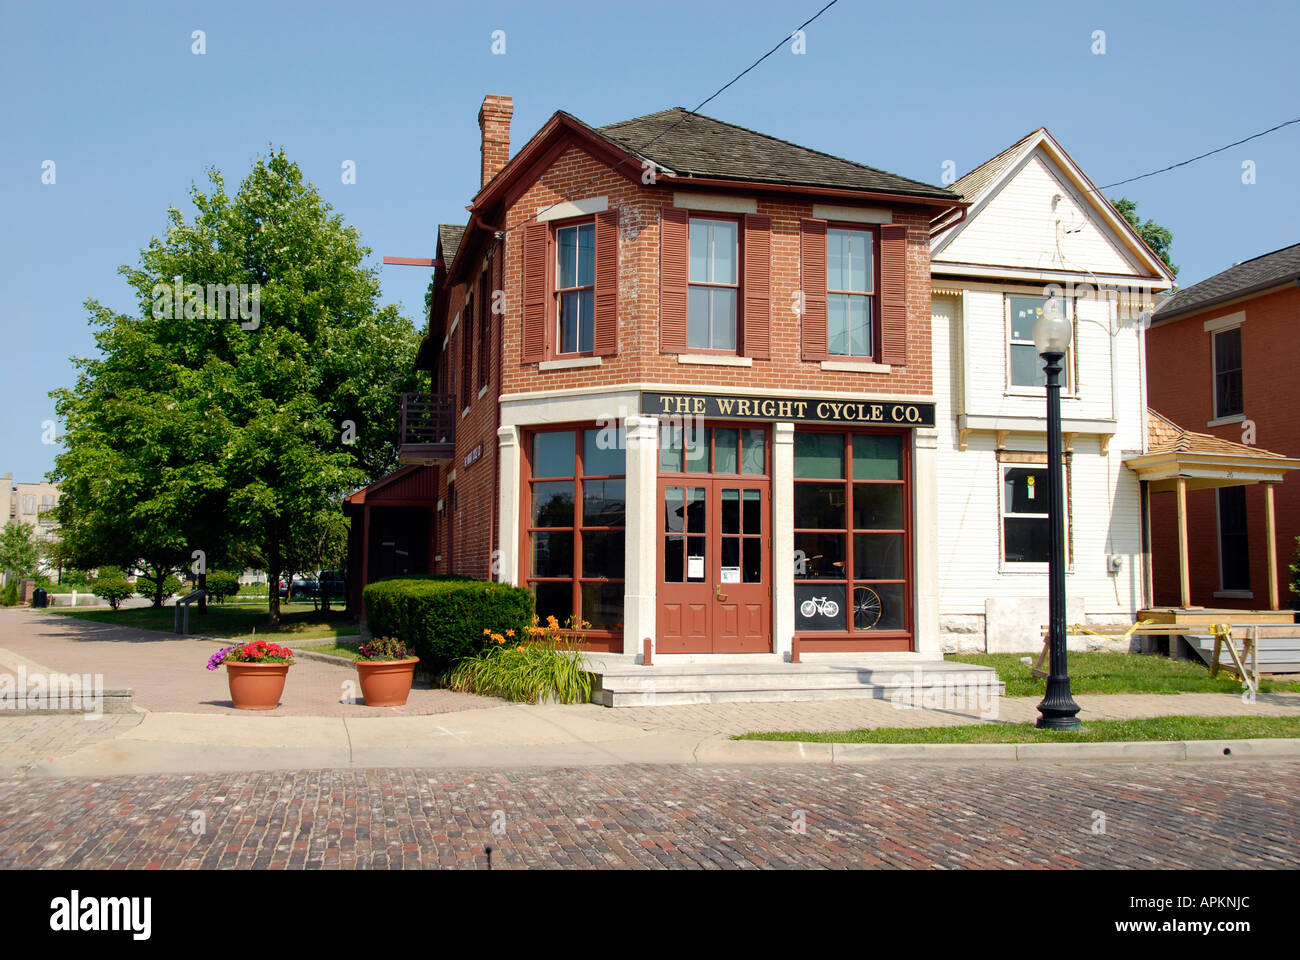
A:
[317,570,346,601]
[291,577,319,599]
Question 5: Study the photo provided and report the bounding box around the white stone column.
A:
[624,416,659,660]
[496,425,521,586]
[773,422,795,660]
[912,426,941,657]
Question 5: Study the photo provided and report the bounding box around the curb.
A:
[705,736,1300,764]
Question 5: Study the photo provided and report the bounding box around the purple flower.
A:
[206,646,234,670]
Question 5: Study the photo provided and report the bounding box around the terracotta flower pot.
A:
[225,661,291,710]
[356,657,419,707]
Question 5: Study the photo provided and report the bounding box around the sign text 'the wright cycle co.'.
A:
[641,392,936,427]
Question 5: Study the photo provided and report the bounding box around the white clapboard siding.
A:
[937,149,1143,278]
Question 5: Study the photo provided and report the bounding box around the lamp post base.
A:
[1035,678,1082,730]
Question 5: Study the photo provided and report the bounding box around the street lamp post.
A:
[1033,295,1082,730]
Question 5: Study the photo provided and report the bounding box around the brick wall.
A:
[1147,285,1300,607]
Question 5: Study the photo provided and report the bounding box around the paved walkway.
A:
[2,761,1296,868]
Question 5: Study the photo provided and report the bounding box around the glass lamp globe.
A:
[1033,296,1072,357]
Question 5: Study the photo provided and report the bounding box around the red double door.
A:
[657,478,771,653]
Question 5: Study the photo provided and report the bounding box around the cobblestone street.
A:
[1,761,1295,869]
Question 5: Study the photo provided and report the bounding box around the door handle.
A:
[715,584,728,602]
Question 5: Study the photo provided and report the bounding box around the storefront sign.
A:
[463,444,482,468]
[642,392,935,427]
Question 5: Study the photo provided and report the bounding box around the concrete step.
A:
[587,659,1004,707]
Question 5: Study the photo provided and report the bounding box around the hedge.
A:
[363,577,535,671]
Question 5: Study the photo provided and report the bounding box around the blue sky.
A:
[2,0,1297,483]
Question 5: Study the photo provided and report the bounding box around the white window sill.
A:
[1213,589,1253,599]
[1207,414,1245,427]
[676,354,752,367]
[462,407,470,419]
[539,356,603,371]
[478,384,488,399]
[998,563,1076,575]
[821,359,891,374]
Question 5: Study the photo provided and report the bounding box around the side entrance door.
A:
[657,478,770,653]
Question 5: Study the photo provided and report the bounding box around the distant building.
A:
[1,472,62,580]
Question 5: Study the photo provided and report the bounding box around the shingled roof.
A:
[1154,242,1300,322]
[597,108,957,201]
[437,223,466,265]
[949,129,1041,202]
[1145,409,1289,460]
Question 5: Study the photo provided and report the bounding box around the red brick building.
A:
[1145,243,1300,610]
[347,94,966,658]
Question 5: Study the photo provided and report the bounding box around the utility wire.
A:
[518,0,841,230]
[1098,114,1300,190]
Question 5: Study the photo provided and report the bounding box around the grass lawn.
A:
[946,651,1300,697]
[297,640,361,660]
[47,603,356,641]
[738,715,1300,744]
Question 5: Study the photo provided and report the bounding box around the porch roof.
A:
[1123,410,1300,493]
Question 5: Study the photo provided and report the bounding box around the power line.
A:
[1098,114,1300,190]
[518,0,841,229]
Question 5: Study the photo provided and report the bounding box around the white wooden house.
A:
[929,129,1176,651]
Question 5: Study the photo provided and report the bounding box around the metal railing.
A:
[174,590,206,635]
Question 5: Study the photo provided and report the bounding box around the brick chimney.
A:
[478,95,513,188]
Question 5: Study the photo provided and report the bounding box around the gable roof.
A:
[1145,409,1289,460]
[437,223,466,266]
[1153,242,1300,322]
[933,127,1175,285]
[598,108,957,200]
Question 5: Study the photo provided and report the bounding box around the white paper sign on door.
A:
[688,555,704,579]
[720,567,740,584]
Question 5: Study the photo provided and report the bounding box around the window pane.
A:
[853,483,903,529]
[1004,516,1050,563]
[659,428,684,473]
[711,288,737,350]
[688,286,711,349]
[582,531,625,579]
[1004,468,1048,515]
[583,428,625,477]
[714,428,739,474]
[828,294,850,356]
[851,584,890,631]
[828,229,871,292]
[576,223,595,288]
[795,482,845,529]
[685,427,710,473]
[664,486,685,532]
[664,535,684,581]
[533,581,573,624]
[852,435,902,480]
[721,488,740,534]
[828,229,848,291]
[867,582,905,631]
[686,538,706,581]
[741,429,766,475]
[1011,344,1045,387]
[849,296,870,356]
[532,481,574,527]
[1216,370,1243,417]
[794,432,844,478]
[743,489,761,534]
[689,220,710,282]
[557,226,578,289]
[559,291,582,353]
[580,582,623,630]
[531,531,573,578]
[743,538,761,583]
[583,479,625,526]
[1217,487,1250,590]
[720,536,739,569]
[850,231,871,293]
[686,487,707,533]
[533,431,575,477]
[1009,296,1045,341]
[1214,328,1241,374]
[853,533,904,580]
[794,532,845,580]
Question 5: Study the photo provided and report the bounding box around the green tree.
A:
[1112,197,1178,278]
[0,522,42,585]
[51,149,418,625]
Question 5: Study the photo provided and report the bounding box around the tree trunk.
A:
[198,570,207,614]
[267,539,282,627]
[150,566,165,609]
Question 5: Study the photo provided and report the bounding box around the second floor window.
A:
[827,228,875,357]
[1008,294,1072,389]
[1214,326,1243,419]
[556,223,595,354]
[688,218,738,351]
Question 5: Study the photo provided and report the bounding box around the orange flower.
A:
[506,629,515,637]
[495,634,505,645]
[483,629,491,636]
[516,645,525,652]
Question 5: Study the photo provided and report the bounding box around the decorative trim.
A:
[499,380,937,405]
[1203,310,1246,333]
[995,430,1008,451]
[1099,434,1110,457]
[820,359,892,374]
[676,354,753,367]
[812,203,891,224]
[447,469,456,482]
[538,355,603,371]
[536,196,608,222]
[672,192,757,214]
[957,428,970,451]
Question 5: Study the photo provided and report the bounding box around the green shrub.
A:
[205,571,242,603]
[363,578,534,671]
[162,574,185,598]
[447,617,594,704]
[93,577,134,610]
[1,580,18,606]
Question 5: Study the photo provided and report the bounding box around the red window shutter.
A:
[461,294,474,410]
[659,207,689,353]
[521,222,548,363]
[880,223,908,365]
[477,268,489,388]
[800,218,828,360]
[742,214,771,359]
[485,241,502,384]
[593,208,619,356]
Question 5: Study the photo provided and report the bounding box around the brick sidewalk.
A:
[1,761,1295,868]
